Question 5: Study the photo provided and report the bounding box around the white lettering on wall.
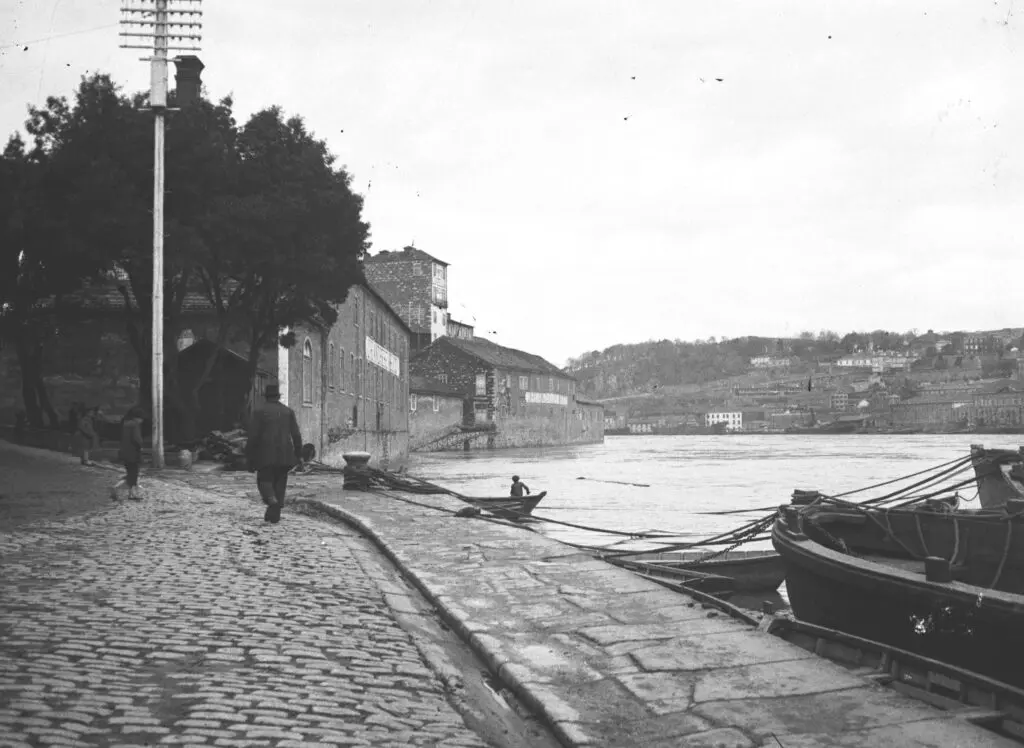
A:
[366,336,401,376]
[525,391,568,406]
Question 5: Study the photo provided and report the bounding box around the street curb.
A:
[300,497,590,748]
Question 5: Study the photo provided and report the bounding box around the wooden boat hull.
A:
[971,444,1024,510]
[773,512,1024,688]
[462,491,546,519]
[619,549,785,592]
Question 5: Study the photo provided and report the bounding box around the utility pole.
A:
[120,0,202,468]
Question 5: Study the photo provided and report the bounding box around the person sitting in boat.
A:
[510,475,531,497]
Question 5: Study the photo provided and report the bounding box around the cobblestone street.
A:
[0,443,493,748]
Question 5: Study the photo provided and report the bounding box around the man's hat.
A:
[265,383,281,399]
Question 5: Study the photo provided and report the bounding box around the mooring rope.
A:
[296,447,997,567]
[990,520,1014,591]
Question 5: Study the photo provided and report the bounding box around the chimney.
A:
[173,56,205,107]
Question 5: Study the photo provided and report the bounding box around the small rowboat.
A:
[611,549,785,593]
[461,491,547,520]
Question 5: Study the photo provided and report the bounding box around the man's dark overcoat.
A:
[246,401,303,470]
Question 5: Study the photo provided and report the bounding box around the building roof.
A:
[410,375,463,397]
[364,246,448,267]
[179,338,272,375]
[434,336,573,378]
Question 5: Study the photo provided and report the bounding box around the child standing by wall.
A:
[112,406,145,500]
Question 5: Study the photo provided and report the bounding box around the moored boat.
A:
[461,491,546,519]
[971,444,1024,510]
[773,497,1024,688]
[612,548,785,592]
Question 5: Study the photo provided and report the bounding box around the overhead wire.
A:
[0,23,119,50]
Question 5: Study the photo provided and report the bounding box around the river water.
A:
[408,434,991,545]
[408,434,997,608]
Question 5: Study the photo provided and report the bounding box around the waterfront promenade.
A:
[1,441,1016,747]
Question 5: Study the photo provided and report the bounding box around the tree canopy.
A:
[3,73,370,438]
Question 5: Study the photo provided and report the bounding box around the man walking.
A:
[245,384,303,524]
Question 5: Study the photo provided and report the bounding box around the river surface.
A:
[408,434,998,609]
[409,434,991,545]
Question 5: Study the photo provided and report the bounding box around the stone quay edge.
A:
[304,486,1018,748]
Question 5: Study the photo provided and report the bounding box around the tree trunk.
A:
[13,329,43,428]
[118,285,151,408]
[245,330,267,397]
[30,338,60,429]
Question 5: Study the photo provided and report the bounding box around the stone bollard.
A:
[178,448,193,470]
[342,451,372,491]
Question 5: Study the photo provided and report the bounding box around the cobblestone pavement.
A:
[0,444,491,748]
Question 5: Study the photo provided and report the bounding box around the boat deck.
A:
[305,487,1018,748]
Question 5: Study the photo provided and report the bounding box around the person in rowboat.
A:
[510,475,531,497]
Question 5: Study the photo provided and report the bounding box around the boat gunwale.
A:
[462,490,547,505]
[772,517,1024,615]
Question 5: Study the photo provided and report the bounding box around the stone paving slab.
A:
[296,486,1017,748]
[0,443,491,748]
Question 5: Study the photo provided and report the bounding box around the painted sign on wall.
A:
[366,336,401,377]
[525,392,568,406]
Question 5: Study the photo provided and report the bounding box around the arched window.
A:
[328,343,336,390]
[340,348,346,391]
[302,338,313,404]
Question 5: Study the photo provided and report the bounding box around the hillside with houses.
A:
[569,329,1024,434]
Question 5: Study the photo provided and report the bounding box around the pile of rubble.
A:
[194,428,248,470]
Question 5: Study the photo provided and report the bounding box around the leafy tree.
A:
[840,331,869,353]
[12,75,369,440]
[201,106,369,413]
[0,132,101,427]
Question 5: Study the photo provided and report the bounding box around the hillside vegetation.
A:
[567,329,1020,400]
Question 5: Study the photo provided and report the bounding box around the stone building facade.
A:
[889,399,969,429]
[410,337,604,450]
[276,283,410,468]
[408,376,465,451]
[363,246,449,354]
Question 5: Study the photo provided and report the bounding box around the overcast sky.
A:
[3,1,1022,365]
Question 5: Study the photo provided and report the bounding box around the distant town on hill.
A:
[566,328,1024,435]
